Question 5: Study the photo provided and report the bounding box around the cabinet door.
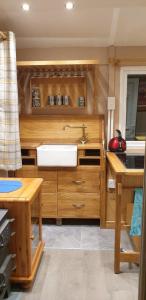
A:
[15,166,38,177]
[58,169,100,193]
[16,167,57,193]
[41,193,57,218]
[58,192,100,218]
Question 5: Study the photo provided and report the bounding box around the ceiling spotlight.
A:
[22,3,30,11]
[65,1,74,10]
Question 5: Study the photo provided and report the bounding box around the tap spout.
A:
[63,124,88,144]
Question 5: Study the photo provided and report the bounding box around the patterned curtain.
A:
[0,31,22,170]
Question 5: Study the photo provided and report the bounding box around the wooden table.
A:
[106,153,144,273]
[0,177,44,287]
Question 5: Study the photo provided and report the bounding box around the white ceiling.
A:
[1,0,146,48]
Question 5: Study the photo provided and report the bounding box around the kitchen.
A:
[0,1,146,299]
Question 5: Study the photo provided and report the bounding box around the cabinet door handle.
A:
[72,180,85,184]
[30,235,35,240]
[72,204,85,209]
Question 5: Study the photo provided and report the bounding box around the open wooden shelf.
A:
[17,60,96,115]
[32,106,87,115]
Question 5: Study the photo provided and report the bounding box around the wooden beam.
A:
[17,59,99,67]
[120,251,140,263]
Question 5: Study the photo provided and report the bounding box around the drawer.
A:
[41,193,57,218]
[58,193,100,218]
[58,169,100,193]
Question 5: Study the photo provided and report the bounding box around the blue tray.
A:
[0,180,22,193]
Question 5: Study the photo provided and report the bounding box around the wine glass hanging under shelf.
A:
[30,68,87,78]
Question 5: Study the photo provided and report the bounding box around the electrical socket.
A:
[108,179,115,189]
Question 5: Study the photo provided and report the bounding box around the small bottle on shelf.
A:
[32,87,41,107]
[78,96,85,107]
[55,94,62,105]
[63,95,69,106]
[48,96,55,106]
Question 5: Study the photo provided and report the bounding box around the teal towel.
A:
[130,188,143,236]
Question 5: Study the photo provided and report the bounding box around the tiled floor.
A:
[43,224,133,251]
[9,224,139,300]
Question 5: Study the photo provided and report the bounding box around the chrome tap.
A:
[63,124,88,144]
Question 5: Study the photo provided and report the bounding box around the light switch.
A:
[108,179,115,189]
[107,97,115,110]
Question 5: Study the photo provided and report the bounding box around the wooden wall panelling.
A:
[86,68,95,114]
[18,69,32,114]
[19,115,104,142]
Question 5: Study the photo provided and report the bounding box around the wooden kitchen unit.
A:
[106,152,144,273]
[15,60,106,226]
[15,115,106,226]
[0,177,44,287]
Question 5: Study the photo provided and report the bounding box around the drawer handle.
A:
[72,180,85,185]
[72,204,85,209]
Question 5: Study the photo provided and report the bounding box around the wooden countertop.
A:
[106,152,144,175]
[20,139,104,150]
[0,178,43,202]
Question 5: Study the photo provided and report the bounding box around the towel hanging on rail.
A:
[130,188,143,236]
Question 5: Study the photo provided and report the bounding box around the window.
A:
[119,66,146,150]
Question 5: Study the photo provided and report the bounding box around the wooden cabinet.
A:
[57,168,100,218]
[16,99,105,221]
[41,193,57,218]
[0,178,44,287]
[17,60,97,115]
[16,166,58,218]
[106,152,144,273]
[15,142,105,222]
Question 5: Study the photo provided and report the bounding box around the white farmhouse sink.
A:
[37,144,77,167]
